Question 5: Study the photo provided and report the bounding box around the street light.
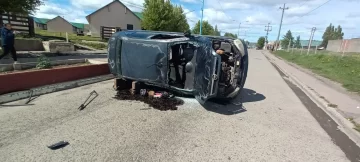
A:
[200,0,205,35]
[237,21,249,38]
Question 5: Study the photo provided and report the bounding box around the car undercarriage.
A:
[168,38,242,98]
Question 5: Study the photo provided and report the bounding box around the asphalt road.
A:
[0,49,354,162]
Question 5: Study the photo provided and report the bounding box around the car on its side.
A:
[107,30,248,104]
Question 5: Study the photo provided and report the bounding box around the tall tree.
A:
[257,37,266,49]
[321,23,344,48]
[281,30,294,49]
[1,0,44,14]
[142,0,189,32]
[224,32,237,38]
[170,6,190,32]
[192,20,215,35]
[214,25,221,36]
[295,35,302,48]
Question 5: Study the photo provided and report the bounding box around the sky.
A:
[34,0,360,42]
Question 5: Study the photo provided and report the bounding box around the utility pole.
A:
[237,22,242,38]
[199,0,205,35]
[276,3,289,50]
[307,27,316,55]
[287,38,291,52]
[265,23,272,49]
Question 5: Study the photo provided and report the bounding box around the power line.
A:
[298,0,333,19]
[283,0,333,25]
[298,0,309,8]
[215,0,233,22]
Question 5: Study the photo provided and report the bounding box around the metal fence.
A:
[0,13,35,37]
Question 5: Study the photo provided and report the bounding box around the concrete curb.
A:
[0,74,114,104]
[0,59,87,71]
[263,52,360,147]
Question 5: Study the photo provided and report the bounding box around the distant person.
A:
[0,23,17,63]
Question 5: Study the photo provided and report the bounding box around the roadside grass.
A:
[35,29,103,42]
[273,50,360,94]
[348,118,360,132]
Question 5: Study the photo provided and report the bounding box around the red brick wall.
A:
[0,64,110,94]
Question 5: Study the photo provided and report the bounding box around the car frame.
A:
[107,30,248,104]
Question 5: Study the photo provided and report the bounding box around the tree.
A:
[170,5,190,32]
[224,32,237,38]
[142,0,189,32]
[1,0,44,14]
[214,25,221,36]
[257,37,266,49]
[321,23,344,48]
[281,30,294,49]
[295,35,302,48]
[192,20,215,35]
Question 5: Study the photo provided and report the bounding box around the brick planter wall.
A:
[0,64,110,94]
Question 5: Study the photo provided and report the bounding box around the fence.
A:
[100,26,127,40]
[327,39,360,53]
[0,13,35,37]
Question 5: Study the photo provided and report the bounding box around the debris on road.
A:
[114,89,184,111]
[47,141,69,150]
[78,90,99,111]
[24,90,38,104]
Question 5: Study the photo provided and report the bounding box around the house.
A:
[47,16,86,34]
[33,17,50,30]
[300,40,322,49]
[86,0,143,37]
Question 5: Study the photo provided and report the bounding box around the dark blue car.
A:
[107,30,248,103]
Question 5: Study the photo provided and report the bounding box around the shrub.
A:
[36,55,52,69]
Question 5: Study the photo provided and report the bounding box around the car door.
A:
[120,38,169,86]
[193,37,222,104]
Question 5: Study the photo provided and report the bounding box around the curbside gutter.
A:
[0,74,113,104]
[263,51,360,147]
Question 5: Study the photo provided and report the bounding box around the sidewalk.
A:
[263,50,360,124]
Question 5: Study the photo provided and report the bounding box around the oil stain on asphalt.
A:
[114,90,184,111]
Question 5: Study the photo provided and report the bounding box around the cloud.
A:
[34,0,360,42]
[70,0,144,12]
[34,2,88,23]
[205,0,252,10]
[347,12,360,18]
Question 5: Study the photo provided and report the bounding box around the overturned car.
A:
[107,30,248,103]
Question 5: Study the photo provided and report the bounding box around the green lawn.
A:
[273,50,360,93]
[35,29,103,42]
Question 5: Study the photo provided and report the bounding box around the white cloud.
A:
[347,12,360,18]
[34,3,88,23]
[70,0,144,12]
[34,0,360,42]
[205,0,252,10]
